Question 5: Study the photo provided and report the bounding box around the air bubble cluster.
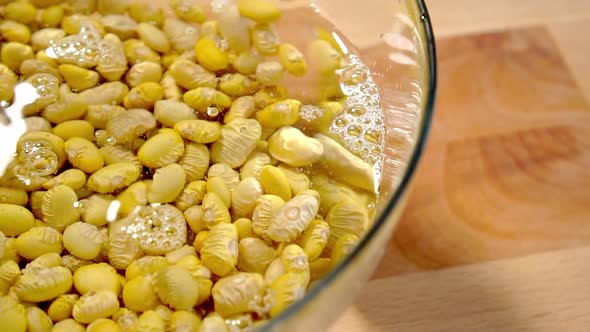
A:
[329,55,385,165]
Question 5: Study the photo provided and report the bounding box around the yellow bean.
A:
[201,223,238,277]
[170,310,202,332]
[240,152,271,180]
[96,34,128,82]
[253,85,288,109]
[325,203,368,248]
[80,82,130,106]
[136,310,165,332]
[201,192,231,229]
[268,190,320,242]
[5,1,37,24]
[125,256,168,280]
[256,99,301,129]
[72,290,120,324]
[233,218,255,240]
[210,119,262,168]
[174,119,221,145]
[74,263,121,295]
[52,319,85,332]
[170,0,206,23]
[26,306,54,332]
[212,272,266,317]
[0,260,21,295]
[148,163,187,204]
[309,257,332,281]
[99,145,142,170]
[41,184,79,232]
[267,272,308,318]
[22,252,62,273]
[231,177,263,219]
[126,61,163,87]
[19,58,61,80]
[259,165,291,201]
[63,222,105,260]
[160,72,183,100]
[25,116,52,133]
[237,237,275,274]
[183,87,232,114]
[194,37,229,72]
[208,163,240,190]
[0,296,27,332]
[15,226,63,260]
[200,312,228,332]
[87,162,142,193]
[154,265,200,310]
[128,2,164,25]
[42,169,86,190]
[314,134,376,191]
[0,187,28,206]
[106,108,157,144]
[1,21,31,44]
[58,64,100,91]
[176,180,207,212]
[61,254,92,273]
[299,220,329,261]
[251,195,285,240]
[331,233,359,267]
[278,43,307,76]
[115,180,149,216]
[206,177,231,208]
[218,73,258,97]
[96,0,128,15]
[112,308,138,332]
[64,137,104,174]
[41,6,65,28]
[268,126,324,167]
[42,92,88,124]
[277,164,311,195]
[137,23,171,53]
[192,230,208,253]
[310,174,371,215]
[48,294,78,322]
[165,245,196,265]
[256,61,284,86]
[52,120,95,142]
[0,204,35,236]
[168,59,217,90]
[232,51,263,75]
[102,14,137,40]
[80,194,112,227]
[183,205,205,234]
[238,0,281,23]
[122,276,159,312]
[179,143,210,182]
[84,105,125,130]
[87,318,122,332]
[123,82,164,110]
[154,99,197,128]
[138,128,185,168]
[13,266,73,302]
[163,18,200,53]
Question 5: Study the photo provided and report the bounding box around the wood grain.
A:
[331,247,590,332]
[428,0,590,37]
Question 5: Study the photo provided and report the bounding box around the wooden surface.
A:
[330,0,590,330]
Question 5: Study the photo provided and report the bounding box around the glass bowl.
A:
[262,0,436,331]
[0,0,435,330]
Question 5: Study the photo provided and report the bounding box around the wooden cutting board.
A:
[330,0,590,330]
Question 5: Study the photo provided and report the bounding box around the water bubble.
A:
[345,105,366,117]
[106,137,117,145]
[364,128,382,144]
[346,125,362,137]
[334,118,347,127]
[23,148,58,177]
[207,106,219,117]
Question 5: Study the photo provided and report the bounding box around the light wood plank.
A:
[427,0,590,37]
[331,247,590,332]
[549,18,590,101]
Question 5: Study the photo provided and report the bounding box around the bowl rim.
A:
[261,0,437,329]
